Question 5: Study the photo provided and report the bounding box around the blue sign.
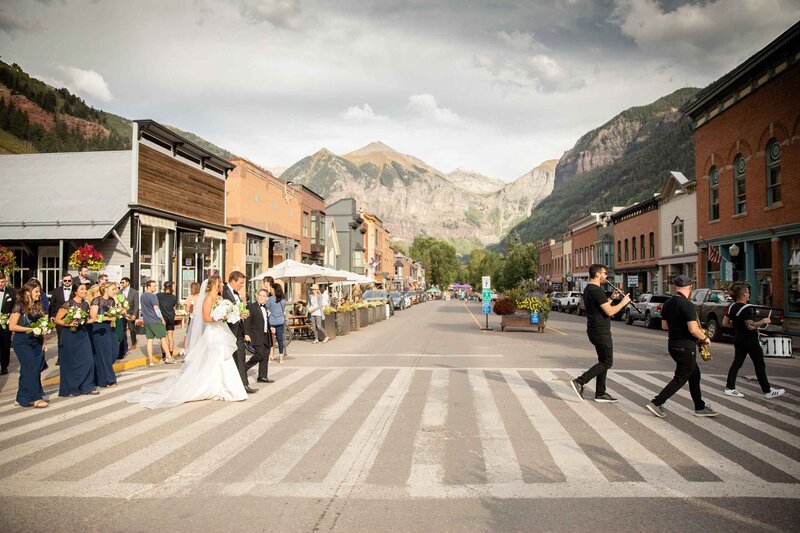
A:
[530,312,540,325]
[482,302,492,315]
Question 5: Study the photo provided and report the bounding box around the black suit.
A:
[49,285,73,359]
[222,284,249,387]
[244,302,272,380]
[0,286,17,371]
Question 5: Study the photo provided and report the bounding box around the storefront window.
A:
[246,236,263,301]
[766,139,781,206]
[709,167,720,220]
[203,237,223,279]
[734,154,746,214]
[140,226,168,289]
[787,236,800,315]
[672,218,684,254]
[752,240,772,305]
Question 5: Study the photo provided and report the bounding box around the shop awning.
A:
[138,214,177,232]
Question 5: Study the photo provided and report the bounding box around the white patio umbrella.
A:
[254,260,349,301]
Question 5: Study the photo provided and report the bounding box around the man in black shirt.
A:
[722,284,784,399]
[646,275,718,418]
[569,264,631,402]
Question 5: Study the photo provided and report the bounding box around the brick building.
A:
[610,198,660,297]
[686,21,800,333]
[569,213,603,290]
[538,240,554,283]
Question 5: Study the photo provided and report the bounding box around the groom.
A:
[223,271,257,394]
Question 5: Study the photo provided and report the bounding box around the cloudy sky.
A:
[1,0,798,180]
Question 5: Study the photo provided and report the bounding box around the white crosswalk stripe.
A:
[0,367,798,500]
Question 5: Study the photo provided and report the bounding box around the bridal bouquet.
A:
[115,295,131,319]
[238,302,249,319]
[211,299,241,324]
[28,317,56,337]
[0,313,8,330]
[63,306,89,332]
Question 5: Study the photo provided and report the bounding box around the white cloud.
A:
[496,30,539,52]
[610,0,800,70]
[239,0,302,29]
[0,5,40,36]
[55,65,113,102]
[407,94,463,125]
[341,103,388,122]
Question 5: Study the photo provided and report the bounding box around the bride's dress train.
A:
[126,321,247,409]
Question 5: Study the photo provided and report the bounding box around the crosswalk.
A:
[1,366,799,500]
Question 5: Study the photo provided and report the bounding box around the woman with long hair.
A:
[54,282,98,397]
[266,283,288,364]
[182,281,201,354]
[8,282,49,408]
[90,281,118,388]
[126,274,247,408]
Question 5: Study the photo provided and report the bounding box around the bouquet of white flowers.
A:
[28,316,56,337]
[63,306,89,332]
[211,299,241,324]
[0,313,9,330]
[103,305,122,327]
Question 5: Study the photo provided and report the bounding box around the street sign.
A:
[482,302,492,314]
[552,282,562,291]
[482,276,491,290]
[628,274,639,286]
[482,289,492,302]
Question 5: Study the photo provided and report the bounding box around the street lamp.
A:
[728,243,740,282]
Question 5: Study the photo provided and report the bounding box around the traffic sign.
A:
[482,302,492,314]
[482,289,492,302]
[482,276,491,290]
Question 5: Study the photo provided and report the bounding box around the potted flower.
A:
[335,303,352,336]
[355,301,369,328]
[494,294,550,332]
[0,245,17,279]
[323,306,337,340]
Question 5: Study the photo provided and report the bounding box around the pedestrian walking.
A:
[141,280,173,367]
[244,289,274,383]
[54,282,98,397]
[569,264,631,402]
[645,275,718,418]
[308,284,329,344]
[157,281,178,357]
[8,282,49,408]
[89,282,118,388]
[119,277,139,352]
[267,283,287,363]
[49,272,73,365]
[722,283,785,399]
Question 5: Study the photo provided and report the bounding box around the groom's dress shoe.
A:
[244,386,258,394]
[257,378,274,383]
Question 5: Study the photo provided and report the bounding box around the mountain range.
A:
[1,58,698,254]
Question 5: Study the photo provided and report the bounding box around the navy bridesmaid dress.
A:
[58,299,96,396]
[91,296,117,387]
[12,306,47,407]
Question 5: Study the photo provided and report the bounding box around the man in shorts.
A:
[141,280,174,366]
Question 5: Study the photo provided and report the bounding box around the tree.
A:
[465,249,504,289]
[390,240,409,257]
[501,242,538,291]
[410,236,459,288]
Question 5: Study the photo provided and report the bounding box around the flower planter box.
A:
[376,306,385,321]
[367,307,376,325]
[324,313,337,340]
[500,311,547,332]
[350,310,360,331]
[358,308,369,327]
[336,311,351,336]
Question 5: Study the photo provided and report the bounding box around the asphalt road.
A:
[1,299,798,533]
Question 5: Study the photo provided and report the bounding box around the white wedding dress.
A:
[126,288,247,409]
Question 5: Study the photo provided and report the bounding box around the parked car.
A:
[553,291,582,313]
[406,291,418,305]
[624,293,670,328]
[390,291,406,310]
[691,288,783,340]
[362,290,394,316]
[550,292,566,310]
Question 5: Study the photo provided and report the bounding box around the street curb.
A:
[41,354,174,387]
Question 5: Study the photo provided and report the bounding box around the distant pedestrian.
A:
[570,264,630,403]
[141,280,173,367]
[307,284,329,344]
[157,281,178,357]
[119,277,139,352]
[267,284,288,363]
[645,275,718,418]
[722,283,784,399]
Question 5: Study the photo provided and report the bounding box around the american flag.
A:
[705,241,722,263]
[536,274,545,283]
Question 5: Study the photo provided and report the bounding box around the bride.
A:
[126,274,247,409]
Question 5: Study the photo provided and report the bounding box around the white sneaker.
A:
[724,388,745,398]
[764,388,785,399]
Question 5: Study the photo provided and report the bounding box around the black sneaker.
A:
[570,379,585,401]
[646,402,666,418]
[594,393,618,403]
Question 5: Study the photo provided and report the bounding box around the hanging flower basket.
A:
[0,246,17,278]
[69,244,105,271]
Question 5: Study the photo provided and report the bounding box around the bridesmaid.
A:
[8,282,49,408]
[90,282,117,388]
[54,282,98,397]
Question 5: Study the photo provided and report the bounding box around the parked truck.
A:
[690,288,784,341]
[624,293,670,329]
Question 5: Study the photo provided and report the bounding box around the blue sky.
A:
[1,0,797,180]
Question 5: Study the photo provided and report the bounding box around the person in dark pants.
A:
[722,283,785,399]
[157,281,178,357]
[0,271,18,375]
[244,289,274,383]
[646,274,718,418]
[569,264,631,403]
[222,271,256,394]
[49,273,74,366]
[119,277,139,353]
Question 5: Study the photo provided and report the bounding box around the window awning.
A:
[138,214,176,232]
[203,228,228,240]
